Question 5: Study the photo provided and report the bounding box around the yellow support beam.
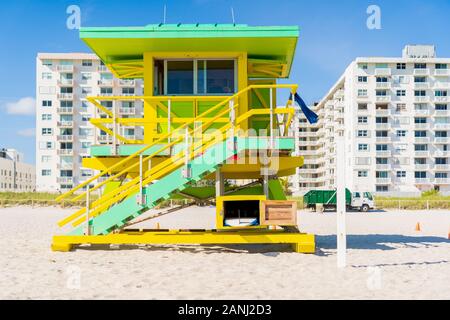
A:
[52,230,315,253]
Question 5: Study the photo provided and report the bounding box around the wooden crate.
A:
[260,200,297,226]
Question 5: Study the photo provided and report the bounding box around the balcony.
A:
[375,178,391,184]
[57,121,74,128]
[434,109,450,116]
[57,177,74,184]
[376,95,391,103]
[376,164,391,170]
[415,178,431,184]
[414,137,430,143]
[57,135,73,142]
[414,123,429,129]
[414,150,430,157]
[57,93,74,100]
[376,82,391,89]
[375,123,390,129]
[57,107,74,114]
[376,136,391,143]
[414,82,429,89]
[433,137,450,144]
[375,108,390,115]
[414,96,430,103]
[413,69,429,76]
[414,109,430,116]
[434,164,449,171]
[433,123,450,130]
[376,150,391,157]
[375,68,391,76]
[434,69,450,76]
[57,163,74,170]
[57,79,74,86]
[434,178,450,184]
[98,79,114,86]
[119,79,136,86]
[433,96,449,103]
[414,164,429,170]
[98,135,113,142]
[98,65,110,72]
[57,65,74,72]
[434,150,450,157]
[57,149,74,156]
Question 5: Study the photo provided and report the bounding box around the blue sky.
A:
[0,0,449,163]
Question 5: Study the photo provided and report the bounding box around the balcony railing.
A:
[415,178,431,184]
[57,135,73,142]
[376,150,391,156]
[414,82,429,89]
[434,164,449,170]
[375,68,391,76]
[57,79,74,86]
[376,95,391,102]
[97,65,110,72]
[414,150,430,157]
[413,69,429,76]
[433,96,449,103]
[376,164,391,170]
[57,177,74,184]
[98,79,114,86]
[57,93,74,100]
[433,137,450,144]
[434,69,450,76]
[414,137,430,143]
[98,135,113,142]
[375,178,391,184]
[376,136,391,142]
[433,123,450,130]
[376,82,391,89]
[414,123,429,129]
[57,149,74,156]
[414,164,429,170]
[375,123,390,129]
[434,109,450,116]
[57,121,74,127]
[434,178,450,184]
[414,96,429,103]
[57,107,74,114]
[119,80,136,86]
[57,163,74,170]
[57,65,74,72]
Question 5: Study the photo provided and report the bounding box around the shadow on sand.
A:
[316,234,450,251]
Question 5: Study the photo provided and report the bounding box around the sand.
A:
[0,205,449,300]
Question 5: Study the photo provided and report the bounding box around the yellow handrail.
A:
[56,84,297,202]
[57,106,295,228]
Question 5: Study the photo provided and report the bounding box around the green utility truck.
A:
[303,189,375,212]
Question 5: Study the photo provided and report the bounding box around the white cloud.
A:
[4,97,36,115]
[17,128,36,137]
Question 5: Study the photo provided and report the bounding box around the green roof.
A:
[80,24,299,78]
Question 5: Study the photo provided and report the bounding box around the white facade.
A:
[0,149,36,192]
[292,45,450,196]
[35,53,144,192]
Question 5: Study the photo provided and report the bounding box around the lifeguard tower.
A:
[52,23,316,253]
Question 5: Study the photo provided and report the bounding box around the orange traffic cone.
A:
[415,222,421,232]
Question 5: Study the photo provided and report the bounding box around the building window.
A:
[414,117,427,124]
[396,90,406,97]
[42,72,52,80]
[82,87,92,95]
[415,130,427,137]
[376,158,388,165]
[358,103,368,110]
[435,131,448,138]
[42,60,52,67]
[41,114,52,121]
[81,73,92,80]
[82,60,93,67]
[395,103,406,112]
[357,171,368,177]
[358,116,368,124]
[435,104,448,110]
[376,171,389,178]
[358,144,369,151]
[357,76,368,83]
[376,185,389,192]
[42,128,53,135]
[41,156,51,163]
[414,76,427,83]
[376,117,388,124]
[41,170,51,176]
[415,171,427,178]
[414,144,428,151]
[376,144,388,151]
[436,172,448,178]
[100,87,113,95]
[396,130,406,137]
[435,90,448,97]
[396,63,406,70]
[359,63,368,70]
[436,63,448,69]
[376,77,388,83]
[414,63,427,69]
[396,171,406,178]
[376,90,388,96]
[357,89,368,97]
[122,87,135,95]
[376,130,388,137]
[42,100,52,107]
[414,158,427,165]
[414,90,426,97]
[357,130,368,137]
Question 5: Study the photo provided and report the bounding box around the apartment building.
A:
[0,148,35,192]
[36,53,144,192]
[291,45,450,196]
